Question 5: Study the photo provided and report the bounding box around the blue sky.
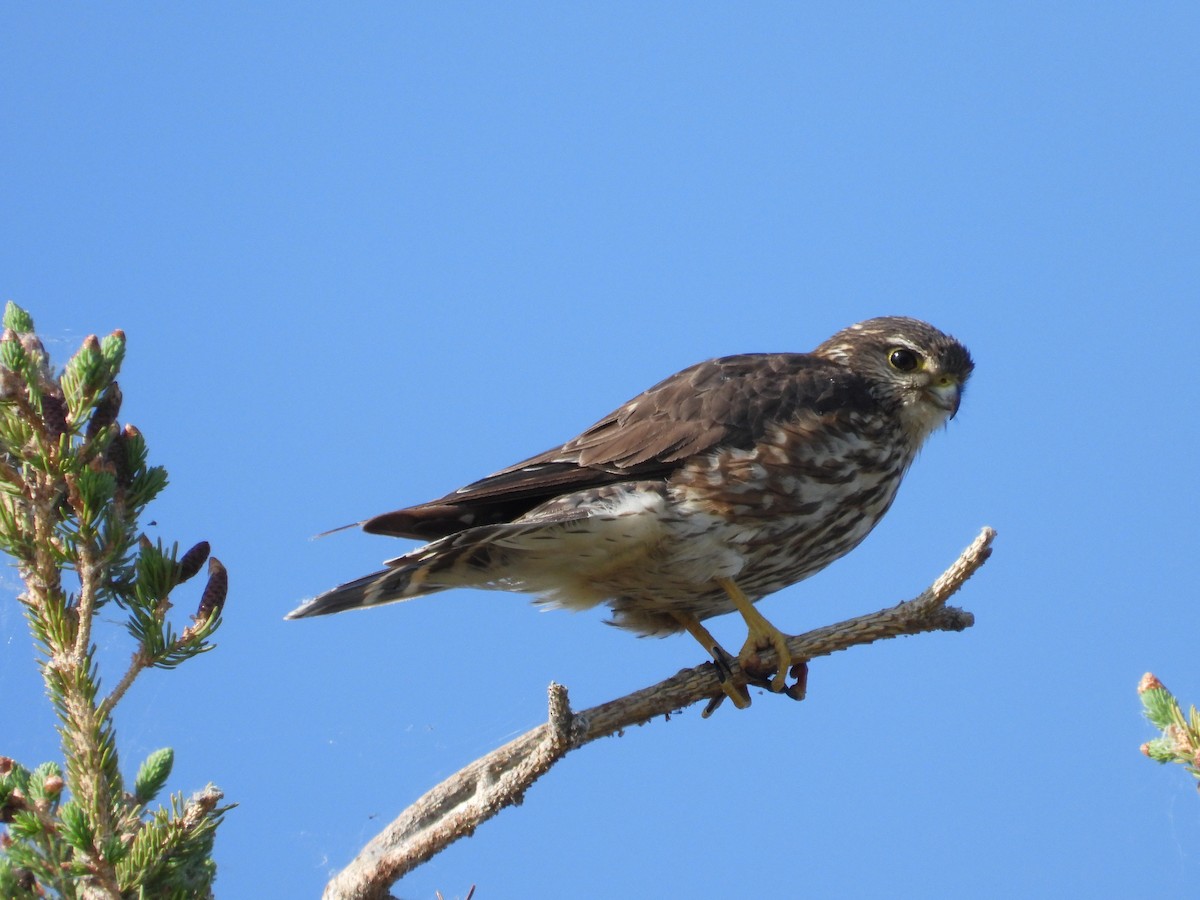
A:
[3,4,1198,897]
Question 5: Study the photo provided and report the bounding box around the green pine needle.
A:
[1140,687,1177,730]
[3,301,34,333]
[100,330,126,371]
[134,748,175,805]
[57,801,94,853]
[0,336,27,374]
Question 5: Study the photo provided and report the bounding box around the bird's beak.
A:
[926,378,963,418]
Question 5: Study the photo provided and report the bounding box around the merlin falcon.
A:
[289,316,973,708]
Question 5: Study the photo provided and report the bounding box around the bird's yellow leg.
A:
[716,576,791,693]
[670,610,751,710]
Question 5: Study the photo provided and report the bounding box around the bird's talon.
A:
[706,665,751,711]
[710,644,736,683]
[737,639,792,691]
[711,655,752,709]
[734,653,776,691]
[724,682,751,710]
[701,695,725,717]
[786,661,809,700]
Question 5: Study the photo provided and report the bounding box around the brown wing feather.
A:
[363,353,874,540]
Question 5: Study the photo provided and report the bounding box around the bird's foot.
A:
[737,626,792,693]
[709,642,753,710]
[784,660,809,701]
[717,576,794,693]
[702,657,806,716]
[671,611,752,711]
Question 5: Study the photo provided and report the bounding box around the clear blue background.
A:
[3,5,1198,898]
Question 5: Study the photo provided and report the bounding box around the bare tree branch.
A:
[323,526,996,900]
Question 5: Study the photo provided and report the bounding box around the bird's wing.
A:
[363,353,869,540]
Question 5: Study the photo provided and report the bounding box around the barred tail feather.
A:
[285,562,452,619]
[288,512,613,620]
[287,521,533,620]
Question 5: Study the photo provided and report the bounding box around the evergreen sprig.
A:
[1138,672,1200,789]
[0,303,232,899]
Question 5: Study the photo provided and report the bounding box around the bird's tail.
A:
[286,522,531,620]
[284,565,446,619]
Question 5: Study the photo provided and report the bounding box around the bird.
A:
[288,316,973,709]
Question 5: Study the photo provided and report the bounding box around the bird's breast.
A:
[668,412,915,588]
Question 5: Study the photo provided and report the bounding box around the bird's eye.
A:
[888,348,922,372]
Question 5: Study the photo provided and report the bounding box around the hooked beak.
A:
[926,378,963,418]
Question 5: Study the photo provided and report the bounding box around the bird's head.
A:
[815,316,974,443]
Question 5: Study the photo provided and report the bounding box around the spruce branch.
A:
[1138,673,1200,788]
[0,303,231,899]
[322,526,995,900]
